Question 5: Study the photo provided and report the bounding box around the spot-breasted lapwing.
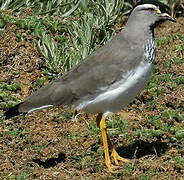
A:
[4,0,176,171]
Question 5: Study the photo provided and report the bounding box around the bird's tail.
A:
[4,103,23,119]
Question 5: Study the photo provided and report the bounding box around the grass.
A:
[59,112,74,122]
[0,0,132,76]
[0,83,22,110]
[172,130,184,141]
[65,131,80,141]
[123,164,135,174]
[7,172,30,180]
[89,120,101,135]
[0,0,184,179]
[0,1,183,76]
[173,156,184,167]
[162,110,184,122]
[34,144,47,153]
[33,79,45,88]
[3,128,26,138]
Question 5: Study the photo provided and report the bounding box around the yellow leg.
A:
[96,114,116,171]
[96,113,130,170]
[108,138,130,165]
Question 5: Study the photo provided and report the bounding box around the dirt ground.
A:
[0,18,184,179]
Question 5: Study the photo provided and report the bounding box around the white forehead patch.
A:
[134,4,158,11]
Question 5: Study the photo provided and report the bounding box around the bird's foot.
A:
[111,147,130,165]
[106,163,119,172]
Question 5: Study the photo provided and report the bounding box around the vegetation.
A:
[0,0,182,74]
[0,0,184,179]
[0,0,132,75]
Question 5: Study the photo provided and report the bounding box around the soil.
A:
[0,18,184,179]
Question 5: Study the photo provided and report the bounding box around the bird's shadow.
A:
[33,139,168,168]
[33,152,66,168]
[116,139,168,159]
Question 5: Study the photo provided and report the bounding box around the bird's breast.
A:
[75,59,154,115]
[144,38,156,63]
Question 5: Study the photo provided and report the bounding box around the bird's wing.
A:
[17,31,143,113]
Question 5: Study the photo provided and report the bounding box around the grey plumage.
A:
[4,3,176,119]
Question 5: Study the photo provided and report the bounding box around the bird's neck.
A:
[124,21,155,43]
[122,23,156,64]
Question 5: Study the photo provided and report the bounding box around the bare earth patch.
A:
[0,18,184,179]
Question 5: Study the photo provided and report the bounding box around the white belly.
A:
[75,60,154,116]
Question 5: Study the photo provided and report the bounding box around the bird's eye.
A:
[147,8,156,12]
[147,8,154,11]
[147,8,161,14]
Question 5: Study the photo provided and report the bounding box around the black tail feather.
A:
[4,102,23,119]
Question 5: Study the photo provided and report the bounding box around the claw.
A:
[111,147,130,165]
[106,163,119,172]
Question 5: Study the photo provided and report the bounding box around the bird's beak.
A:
[160,13,176,22]
[154,8,176,22]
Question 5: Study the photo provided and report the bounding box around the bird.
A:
[4,0,176,171]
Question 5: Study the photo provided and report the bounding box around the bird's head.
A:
[128,4,176,29]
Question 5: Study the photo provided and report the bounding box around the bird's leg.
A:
[96,114,116,171]
[108,137,130,165]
